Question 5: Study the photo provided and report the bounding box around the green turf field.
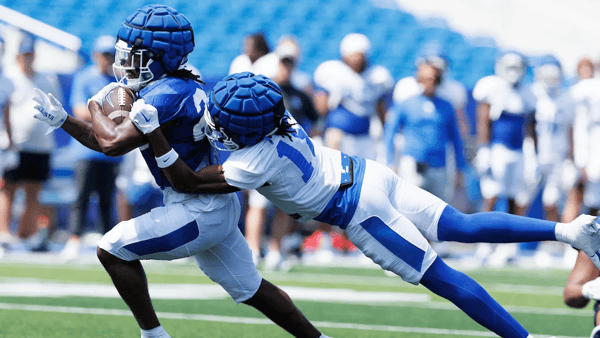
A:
[0,257,590,337]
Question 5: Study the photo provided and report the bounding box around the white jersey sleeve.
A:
[472,75,498,103]
[393,76,421,103]
[222,146,278,190]
[367,65,395,98]
[229,54,253,75]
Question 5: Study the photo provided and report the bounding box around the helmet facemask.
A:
[495,53,526,86]
[113,39,155,92]
[203,110,241,151]
[535,63,562,93]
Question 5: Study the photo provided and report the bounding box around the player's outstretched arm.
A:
[33,88,102,152]
[128,100,238,194]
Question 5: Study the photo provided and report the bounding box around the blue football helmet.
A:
[534,55,562,90]
[204,72,285,151]
[495,51,526,86]
[113,5,194,91]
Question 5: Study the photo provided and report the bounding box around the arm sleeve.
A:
[222,151,272,190]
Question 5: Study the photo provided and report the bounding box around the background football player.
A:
[472,52,537,266]
[311,33,394,261]
[131,71,600,338]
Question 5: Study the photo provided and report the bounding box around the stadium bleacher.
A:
[1,0,504,89]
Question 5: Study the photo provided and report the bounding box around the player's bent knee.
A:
[97,246,124,266]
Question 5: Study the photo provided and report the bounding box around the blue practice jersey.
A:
[138,77,213,189]
[384,94,465,169]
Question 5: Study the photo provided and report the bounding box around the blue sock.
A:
[420,257,529,338]
[437,205,556,243]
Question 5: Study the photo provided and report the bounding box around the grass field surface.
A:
[0,254,591,338]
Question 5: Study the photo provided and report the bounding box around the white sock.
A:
[319,334,333,338]
[141,325,170,338]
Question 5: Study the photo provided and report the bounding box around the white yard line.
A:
[0,302,581,338]
[0,279,587,317]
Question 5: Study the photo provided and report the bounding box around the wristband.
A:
[156,149,179,168]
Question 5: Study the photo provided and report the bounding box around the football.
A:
[102,86,136,124]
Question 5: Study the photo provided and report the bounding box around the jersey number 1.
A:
[276,128,315,183]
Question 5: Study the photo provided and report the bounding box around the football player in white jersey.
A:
[32,6,329,338]
[313,33,394,160]
[132,72,600,338]
[474,51,536,215]
[566,65,600,217]
[472,52,538,266]
[312,33,394,258]
[530,56,575,222]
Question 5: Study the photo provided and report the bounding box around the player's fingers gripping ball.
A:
[205,72,286,151]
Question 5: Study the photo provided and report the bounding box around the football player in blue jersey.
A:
[132,72,600,338]
[32,5,329,338]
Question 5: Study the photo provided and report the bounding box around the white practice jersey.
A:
[473,75,535,150]
[229,52,279,79]
[530,82,572,166]
[393,76,468,111]
[567,78,600,180]
[222,119,344,222]
[313,60,394,118]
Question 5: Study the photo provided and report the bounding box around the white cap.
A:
[340,33,370,58]
[276,42,300,61]
[93,35,116,54]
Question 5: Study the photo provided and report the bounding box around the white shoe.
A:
[60,238,82,262]
[559,215,600,269]
[264,250,282,270]
[487,243,518,268]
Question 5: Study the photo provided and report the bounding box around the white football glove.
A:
[32,88,67,134]
[582,277,600,300]
[474,146,491,176]
[129,99,160,134]
[87,82,120,106]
